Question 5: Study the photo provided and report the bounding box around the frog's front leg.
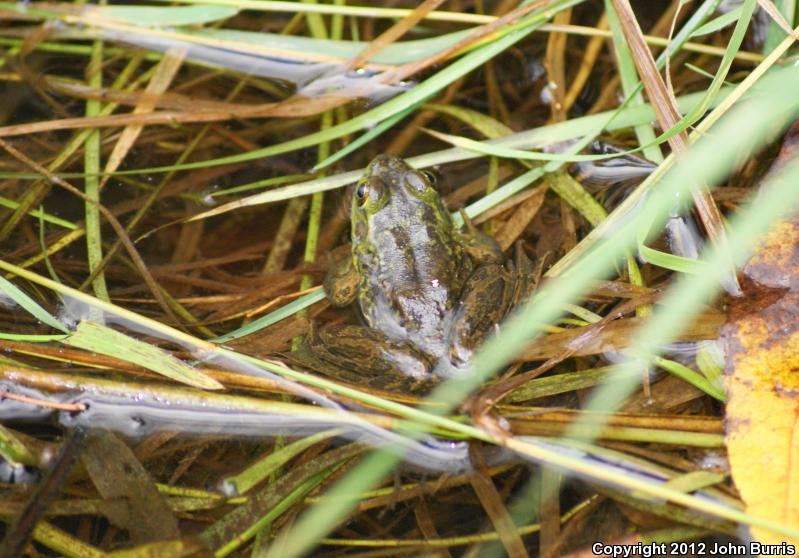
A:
[293,322,438,393]
[322,244,359,307]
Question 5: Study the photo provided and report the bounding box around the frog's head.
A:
[351,155,447,245]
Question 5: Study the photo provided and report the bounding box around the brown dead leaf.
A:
[494,185,547,250]
[0,93,351,138]
[81,430,180,543]
[468,446,529,558]
[225,314,314,355]
[723,121,799,546]
[518,311,724,361]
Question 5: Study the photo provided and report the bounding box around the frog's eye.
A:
[405,172,430,193]
[355,181,368,201]
[355,179,383,205]
[421,170,437,186]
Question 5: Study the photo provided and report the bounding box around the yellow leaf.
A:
[724,188,799,545]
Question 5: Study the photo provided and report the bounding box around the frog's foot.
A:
[292,322,438,394]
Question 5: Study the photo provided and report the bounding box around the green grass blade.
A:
[548,24,793,277]
[264,448,403,558]
[425,103,513,137]
[313,102,419,171]
[0,275,68,333]
[662,0,757,137]
[654,357,726,401]
[222,429,343,495]
[62,321,223,390]
[0,197,78,230]
[0,423,38,467]
[210,288,325,343]
[209,174,311,198]
[690,6,743,37]
[638,243,704,273]
[182,84,733,226]
[0,333,67,341]
[84,38,110,303]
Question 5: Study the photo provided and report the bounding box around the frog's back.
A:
[351,155,472,358]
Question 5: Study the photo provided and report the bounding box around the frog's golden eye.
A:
[355,181,368,202]
[356,179,383,205]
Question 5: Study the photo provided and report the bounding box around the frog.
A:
[294,155,532,393]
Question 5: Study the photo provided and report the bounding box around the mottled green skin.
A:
[299,155,528,391]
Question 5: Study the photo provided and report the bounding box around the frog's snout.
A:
[366,154,410,177]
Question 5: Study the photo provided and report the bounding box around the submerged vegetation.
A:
[0,0,798,556]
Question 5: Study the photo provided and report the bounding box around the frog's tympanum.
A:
[295,155,532,392]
